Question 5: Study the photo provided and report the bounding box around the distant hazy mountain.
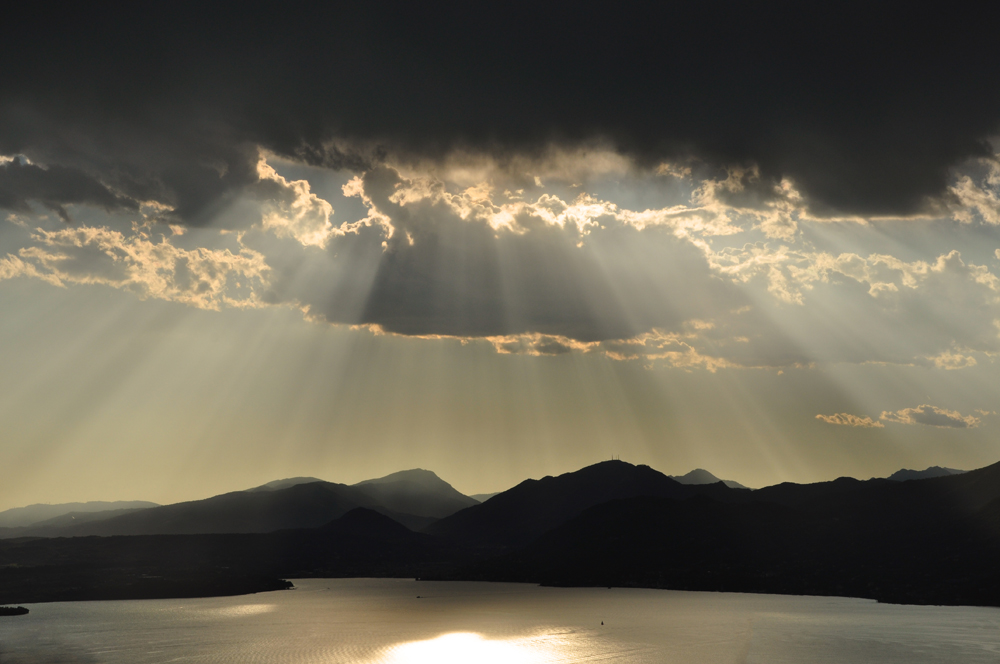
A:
[887,466,966,482]
[670,469,750,490]
[10,469,475,538]
[425,460,739,547]
[352,469,479,518]
[44,482,366,537]
[246,477,324,492]
[0,508,158,539]
[0,501,158,529]
[469,492,499,502]
[27,508,152,529]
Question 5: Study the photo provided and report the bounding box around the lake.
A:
[1,578,998,663]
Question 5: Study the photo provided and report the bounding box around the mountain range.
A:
[0,469,476,538]
[0,501,158,529]
[3,464,932,536]
[670,468,749,489]
[2,461,997,608]
[886,466,966,482]
[0,465,753,539]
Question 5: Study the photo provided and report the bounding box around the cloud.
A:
[4,5,1000,221]
[4,150,1000,373]
[815,413,885,428]
[880,405,981,429]
[706,244,1000,363]
[927,350,977,370]
[299,165,748,341]
[0,158,137,221]
[486,333,598,357]
[216,162,1000,370]
[1,226,269,310]
[690,167,803,241]
[710,246,1000,307]
[481,328,744,370]
[254,157,337,248]
[950,175,1000,225]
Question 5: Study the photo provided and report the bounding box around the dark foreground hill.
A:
[0,508,457,604]
[450,459,1000,606]
[2,459,1000,607]
[467,491,1000,606]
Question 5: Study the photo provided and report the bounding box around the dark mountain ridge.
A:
[475,460,1000,606]
[425,460,743,548]
[3,458,1000,607]
[0,508,156,539]
[887,466,965,482]
[48,481,429,536]
[352,469,479,518]
[246,477,324,492]
[670,468,749,489]
[0,468,476,539]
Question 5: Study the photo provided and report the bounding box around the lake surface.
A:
[1,578,998,663]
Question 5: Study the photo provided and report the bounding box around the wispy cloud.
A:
[926,350,977,370]
[815,413,885,428]
[1,226,269,310]
[880,405,981,429]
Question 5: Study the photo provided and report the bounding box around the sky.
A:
[2,5,1000,509]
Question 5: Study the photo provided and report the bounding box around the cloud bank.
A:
[3,4,1000,225]
[1,5,999,387]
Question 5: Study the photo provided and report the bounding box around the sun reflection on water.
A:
[381,632,564,664]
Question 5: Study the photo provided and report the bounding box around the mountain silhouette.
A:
[886,466,965,482]
[4,459,1000,607]
[21,469,476,538]
[469,492,499,502]
[318,507,419,541]
[670,468,750,490]
[352,469,479,518]
[475,461,1000,606]
[0,501,158,529]
[425,460,739,548]
[246,477,325,492]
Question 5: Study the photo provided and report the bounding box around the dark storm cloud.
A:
[0,159,137,221]
[5,4,1000,220]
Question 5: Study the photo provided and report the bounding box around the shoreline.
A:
[7,576,1000,611]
